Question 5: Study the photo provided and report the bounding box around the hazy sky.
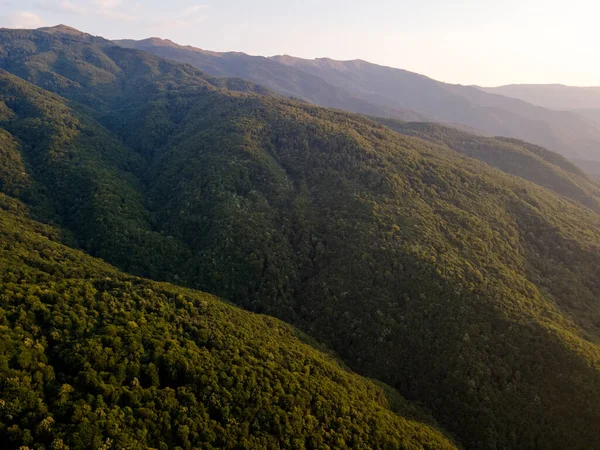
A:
[0,0,598,86]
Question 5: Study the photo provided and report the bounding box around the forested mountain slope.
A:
[271,56,600,162]
[114,36,600,170]
[114,37,425,122]
[0,68,195,280]
[0,193,457,449]
[1,26,600,449]
[136,92,600,450]
[116,37,600,164]
[372,118,600,213]
[0,27,273,114]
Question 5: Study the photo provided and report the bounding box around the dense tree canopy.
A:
[373,118,600,213]
[1,27,600,449]
[0,194,457,449]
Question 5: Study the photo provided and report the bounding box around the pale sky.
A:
[0,0,598,87]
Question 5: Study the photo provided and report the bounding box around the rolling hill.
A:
[2,25,600,449]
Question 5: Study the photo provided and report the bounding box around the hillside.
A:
[114,38,600,164]
[372,118,600,214]
[0,193,457,449]
[115,37,425,122]
[0,67,195,280]
[2,26,600,449]
[271,56,600,163]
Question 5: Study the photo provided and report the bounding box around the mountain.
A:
[115,37,425,122]
[572,158,600,180]
[114,37,600,164]
[476,84,600,176]
[573,108,600,127]
[482,84,600,111]
[0,193,457,450]
[2,25,600,449]
[372,118,600,214]
[272,56,600,163]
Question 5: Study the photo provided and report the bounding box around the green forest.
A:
[0,193,456,449]
[1,27,600,449]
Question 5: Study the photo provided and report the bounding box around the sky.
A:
[0,0,598,87]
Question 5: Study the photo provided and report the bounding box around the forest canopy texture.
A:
[0,26,600,449]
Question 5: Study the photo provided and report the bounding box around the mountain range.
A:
[1,25,600,449]
[480,84,600,179]
[116,35,600,168]
[482,84,600,111]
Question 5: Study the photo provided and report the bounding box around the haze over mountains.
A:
[1,24,600,449]
[482,84,600,111]
[114,36,426,122]
[480,84,600,176]
[117,36,600,168]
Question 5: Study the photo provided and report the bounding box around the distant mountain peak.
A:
[115,37,225,57]
[38,24,89,36]
[140,37,179,47]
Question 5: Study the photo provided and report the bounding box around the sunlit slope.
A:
[0,194,457,449]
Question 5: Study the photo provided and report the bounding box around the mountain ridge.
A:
[482,83,600,110]
[114,35,427,122]
[113,33,600,165]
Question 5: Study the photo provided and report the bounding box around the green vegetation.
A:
[270,55,600,162]
[0,195,456,449]
[116,36,600,163]
[0,69,194,281]
[373,118,600,213]
[1,26,600,449]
